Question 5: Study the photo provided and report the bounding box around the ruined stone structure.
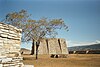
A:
[33,38,69,55]
[69,50,100,54]
[0,22,22,56]
[0,22,24,67]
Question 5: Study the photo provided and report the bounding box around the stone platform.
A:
[0,56,23,67]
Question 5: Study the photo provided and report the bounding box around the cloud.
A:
[67,40,100,47]
[96,40,100,43]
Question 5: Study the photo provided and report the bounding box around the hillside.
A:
[21,48,30,51]
[21,48,31,54]
[68,43,100,51]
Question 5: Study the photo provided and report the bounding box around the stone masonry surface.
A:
[34,38,69,55]
[0,22,25,67]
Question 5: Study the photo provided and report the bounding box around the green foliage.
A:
[4,10,30,28]
[3,10,68,42]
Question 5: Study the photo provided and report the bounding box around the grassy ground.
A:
[22,54,100,67]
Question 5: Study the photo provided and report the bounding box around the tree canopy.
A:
[3,10,68,42]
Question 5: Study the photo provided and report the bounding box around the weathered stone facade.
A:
[0,22,22,57]
[33,38,69,55]
[0,22,24,67]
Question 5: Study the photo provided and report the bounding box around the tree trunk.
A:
[36,44,39,59]
[31,39,34,55]
[31,39,40,59]
[36,40,40,60]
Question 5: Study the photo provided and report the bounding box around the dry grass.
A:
[22,54,100,67]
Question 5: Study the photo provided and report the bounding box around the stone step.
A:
[24,65,34,67]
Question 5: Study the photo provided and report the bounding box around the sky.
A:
[0,0,100,49]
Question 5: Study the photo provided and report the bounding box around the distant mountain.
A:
[68,43,100,51]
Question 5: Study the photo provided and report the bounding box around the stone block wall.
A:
[34,38,69,55]
[0,22,24,67]
[0,22,22,57]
